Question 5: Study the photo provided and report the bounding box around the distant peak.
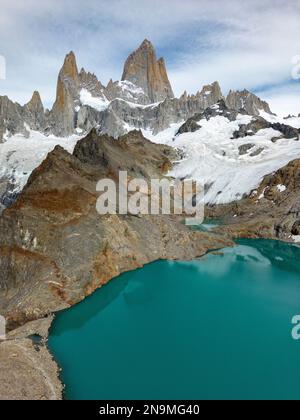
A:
[140,39,154,49]
[66,50,76,60]
[27,90,43,110]
[63,51,77,67]
[32,90,41,100]
[60,51,79,81]
[122,39,174,102]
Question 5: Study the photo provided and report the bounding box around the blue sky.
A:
[0,0,299,115]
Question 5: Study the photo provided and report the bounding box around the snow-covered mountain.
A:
[0,39,299,209]
[145,102,300,204]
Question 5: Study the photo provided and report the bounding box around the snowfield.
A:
[80,88,110,112]
[0,130,82,194]
[143,114,300,204]
[260,111,300,129]
[1,111,300,207]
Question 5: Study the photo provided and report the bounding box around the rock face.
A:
[226,89,272,116]
[0,129,232,328]
[24,91,46,132]
[121,39,174,103]
[0,96,29,142]
[0,92,47,143]
[104,79,150,105]
[50,51,80,136]
[79,68,106,98]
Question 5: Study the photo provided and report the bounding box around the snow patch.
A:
[80,89,109,112]
[276,184,287,193]
[0,129,82,195]
[118,80,145,96]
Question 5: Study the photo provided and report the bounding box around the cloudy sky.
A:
[0,0,299,115]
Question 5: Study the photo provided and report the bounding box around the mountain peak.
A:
[140,38,155,50]
[121,40,174,103]
[26,91,44,114]
[226,89,272,115]
[60,51,79,82]
[27,90,42,106]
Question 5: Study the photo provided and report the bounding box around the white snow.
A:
[114,97,162,110]
[258,188,268,200]
[118,80,145,96]
[80,88,109,112]
[260,111,300,129]
[276,184,287,193]
[143,114,300,204]
[142,123,182,144]
[0,130,82,194]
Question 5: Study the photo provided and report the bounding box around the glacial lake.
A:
[48,240,300,400]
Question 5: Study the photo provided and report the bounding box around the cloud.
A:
[0,0,299,114]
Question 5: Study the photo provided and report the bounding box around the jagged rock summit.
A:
[0,39,277,143]
[50,51,80,136]
[122,39,174,103]
[226,89,272,116]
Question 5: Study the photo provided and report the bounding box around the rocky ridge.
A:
[176,100,299,140]
[0,40,275,142]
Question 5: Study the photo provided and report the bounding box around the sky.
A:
[0,0,299,116]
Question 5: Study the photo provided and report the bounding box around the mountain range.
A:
[2,39,299,212]
[0,39,273,142]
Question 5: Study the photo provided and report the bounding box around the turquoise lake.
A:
[48,240,300,400]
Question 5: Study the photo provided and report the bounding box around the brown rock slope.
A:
[208,158,300,242]
[0,129,232,329]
